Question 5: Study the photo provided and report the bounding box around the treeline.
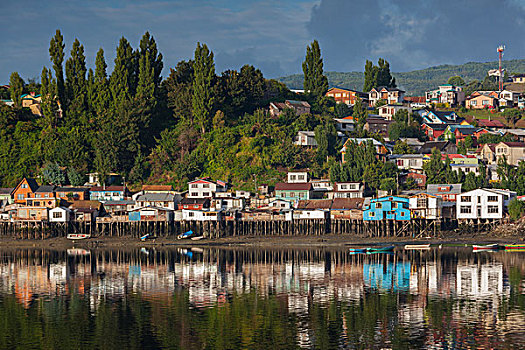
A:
[1,32,354,189]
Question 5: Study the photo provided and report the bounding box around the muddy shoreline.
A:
[0,231,523,250]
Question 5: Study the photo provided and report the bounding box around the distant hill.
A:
[278,59,525,96]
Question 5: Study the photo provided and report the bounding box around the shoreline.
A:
[0,232,523,250]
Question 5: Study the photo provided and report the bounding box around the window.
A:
[17,194,24,200]
[188,212,194,217]
[375,202,382,209]
[369,212,375,217]
[44,193,49,198]
[290,175,296,181]
[35,194,41,198]
[471,100,477,106]
[488,206,499,214]
[190,192,198,197]
[462,196,471,203]
[19,209,27,218]
[203,192,210,197]
[482,100,489,106]
[290,192,295,197]
[340,184,348,190]
[21,184,28,189]
[53,212,62,219]
[417,198,427,208]
[191,184,198,188]
[335,93,341,97]
[488,196,498,202]
[460,206,471,214]
[409,159,418,167]
[203,184,210,188]
[298,175,305,180]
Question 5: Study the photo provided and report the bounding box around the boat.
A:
[66,233,91,240]
[404,244,431,250]
[473,244,501,251]
[140,234,150,241]
[367,245,395,252]
[177,230,194,240]
[349,248,367,254]
[504,244,525,250]
[190,235,204,241]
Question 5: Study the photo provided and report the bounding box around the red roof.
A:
[477,119,505,128]
[275,183,312,191]
[142,185,173,191]
[501,142,525,148]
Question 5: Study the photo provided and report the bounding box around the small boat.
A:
[367,245,395,252]
[177,230,194,240]
[140,234,150,241]
[349,248,367,253]
[67,233,91,240]
[404,244,431,250]
[473,244,501,251]
[504,244,525,250]
[190,235,204,241]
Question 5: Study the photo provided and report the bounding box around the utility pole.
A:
[497,45,505,91]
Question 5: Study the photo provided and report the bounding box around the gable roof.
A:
[90,186,127,192]
[296,199,332,210]
[35,185,56,193]
[135,193,175,202]
[11,178,39,195]
[331,198,365,210]
[476,119,506,128]
[69,200,102,210]
[55,187,89,192]
[275,183,312,191]
[426,184,462,195]
[142,185,173,192]
[180,197,210,205]
[500,141,525,148]
[422,123,448,131]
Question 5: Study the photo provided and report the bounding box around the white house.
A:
[49,207,72,222]
[409,193,442,219]
[388,154,425,172]
[378,105,412,120]
[328,182,364,199]
[294,131,347,147]
[212,197,245,211]
[187,178,228,198]
[310,179,333,192]
[269,199,292,210]
[456,189,516,220]
[285,209,330,221]
[287,170,309,183]
[182,209,222,221]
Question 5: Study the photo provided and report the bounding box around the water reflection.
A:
[0,247,524,349]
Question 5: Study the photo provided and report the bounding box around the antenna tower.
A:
[497,45,505,91]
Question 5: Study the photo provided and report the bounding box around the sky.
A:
[2,0,525,83]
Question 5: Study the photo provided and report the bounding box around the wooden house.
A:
[49,207,72,222]
[89,186,130,202]
[11,178,39,204]
[274,183,313,201]
[55,187,89,201]
[178,197,210,210]
[330,198,365,219]
[325,87,368,106]
[363,196,410,221]
[409,193,442,219]
[128,206,174,222]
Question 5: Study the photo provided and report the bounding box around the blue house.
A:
[363,196,411,221]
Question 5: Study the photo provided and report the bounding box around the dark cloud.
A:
[308,0,525,72]
[0,0,317,83]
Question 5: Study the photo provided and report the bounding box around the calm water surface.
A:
[1,246,525,349]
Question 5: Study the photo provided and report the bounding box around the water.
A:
[0,246,525,349]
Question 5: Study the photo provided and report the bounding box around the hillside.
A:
[279,59,525,96]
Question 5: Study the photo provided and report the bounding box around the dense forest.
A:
[279,59,525,96]
[0,31,361,190]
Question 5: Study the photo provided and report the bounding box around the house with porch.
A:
[325,87,368,106]
[368,87,405,106]
[363,196,411,221]
[409,193,442,220]
[328,182,364,199]
[11,178,39,204]
[187,178,228,198]
[425,84,465,107]
[456,188,515,220]
[90,186,130,202]
[275,183,313,201]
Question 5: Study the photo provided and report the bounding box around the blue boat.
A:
[349,248,367,254]
[177,230,194,240]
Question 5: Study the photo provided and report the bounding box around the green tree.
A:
[363,58,395,92]
[380,178,397,195]
[41,162,65,185]
[447,76,465,86]
[192,43,215,133]
[110,37,135,100]
[423,148,447,184]
[302,40,329,100]
[67,168,85,186]
[314,120,338,163]
[508,198,525,221]
[165,60,194,123]
[49,30,65,107]
[93,48,111,117]
[503,108,522,128]
[393,141,414,154]
[8,72,24,107]
[65,38,88,124]
[463,172,478,191]
[352,97,368,130]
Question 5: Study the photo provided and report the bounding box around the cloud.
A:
[0,0,319,83]
[308,0,525,72]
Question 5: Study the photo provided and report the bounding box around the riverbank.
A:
[0,230,523,250]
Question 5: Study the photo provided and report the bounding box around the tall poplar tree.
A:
[192,43,215,133]
[110,37,135,101]
[8,72,24,107]
[65,38,88,124]
[302,40,328,100]
[93,48,110,116]
[363,58,396,92]
[49,30,65,107]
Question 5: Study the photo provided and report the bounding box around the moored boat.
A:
[190,235,204,241]
[177,230,194,240]
[504,244,525,250]
[473,244,500,251]
[404,244,431,250]
[349,248,367,253]
[66,233,91,240]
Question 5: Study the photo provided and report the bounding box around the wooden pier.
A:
[0,217,502,239]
